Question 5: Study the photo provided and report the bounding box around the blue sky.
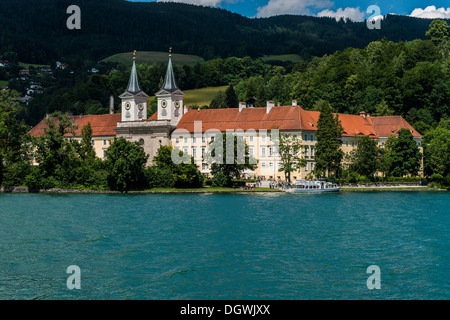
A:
[127,1,450,20]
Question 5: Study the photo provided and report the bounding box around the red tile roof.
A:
[369,116,421,138]
[29,107,421,140]
[169,106,420,138]
[29,114,121,137]
[173,106,303,133]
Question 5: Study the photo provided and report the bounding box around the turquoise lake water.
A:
[0,192,448,300]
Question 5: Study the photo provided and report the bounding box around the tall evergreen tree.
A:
[387,128,422,177]
[313,100,344,178]
[225,84,238,108]
[350,136,379,179]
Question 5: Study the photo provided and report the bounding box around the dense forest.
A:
[15,20,449,138]
[0,0,437,64]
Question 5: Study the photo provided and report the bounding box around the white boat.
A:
[285,179,340,193]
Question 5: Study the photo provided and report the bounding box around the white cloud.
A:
[256,0,333,18]
[409,6,450,19]
[156,0,227,7]
[317,7,365,22]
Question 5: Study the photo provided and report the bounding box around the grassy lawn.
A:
[18,61,50,69]
[148,85,228,107]
[259,54,303,63]
[183,86,228,106]
[101,51,205,66]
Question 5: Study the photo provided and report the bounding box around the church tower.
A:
[119,51,149,122]
[155,48,185,126]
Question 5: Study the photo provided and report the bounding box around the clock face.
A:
[125,102,131,110]
[138,103,144,110]
[161,100,167,108]
[175,100,180,108]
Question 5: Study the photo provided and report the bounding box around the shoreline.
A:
[0,186,447,194]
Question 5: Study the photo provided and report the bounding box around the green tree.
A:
[387,128,422,177]
[313,100,344,178]
[206,132,256,185]
[422,127,450,177]
[225,84,239,108]
[34,112,80,186]
[374,100,394,116]
[350,136,379,179]
[78,122,97,161]
[209,91,226,109]
[274,132,306,182]
[426,20,450,46]
[104,137,148,192]
[153,145,203,188]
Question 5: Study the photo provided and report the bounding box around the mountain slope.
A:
[0,0,439,64]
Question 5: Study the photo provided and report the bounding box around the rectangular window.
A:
[249,135,254,142]
[262,135,266,142]
[202,136,205,143]
[201,163,206,170]
[277,162,282,170]
[269,147,273,157]
[249,147,254,157]
[210,136,214,142]
[91,139,95,146]
[175,137,179,144]
[261,147,266,157]
[193,136,197,144]
[184,137,188,144]
[102,148,107,159]
[305,163,308,171]
[183,147,188,154]
[262,162,266,169]
[310,146,314,157]
[192,147,197,158]
[305,146,309,158]
[269,162,273,169]
[311,162,314,171]
[201,147,205,158]
[304,134,308,142]
[103,139,107,146]
[352,141,355,147]
[311,134,314,141]
[346,140,349,147]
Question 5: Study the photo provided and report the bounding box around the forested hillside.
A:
[0,0,437,64]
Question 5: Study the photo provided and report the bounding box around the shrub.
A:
[212,172,230,187]
[145,166,175,188]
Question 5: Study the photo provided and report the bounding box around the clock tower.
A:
[119,51,149,122]
[155,48,185,126]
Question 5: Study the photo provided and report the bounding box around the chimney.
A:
[292,99,297,107]
[109,95,114,115]
[184,105,188,115]
[359,111,366,119]
[266,100,275,114]
[277,102,281,107]
[366,113,370,118]
[239,101,246,112]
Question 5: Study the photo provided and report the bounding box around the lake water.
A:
[0,192,448,300]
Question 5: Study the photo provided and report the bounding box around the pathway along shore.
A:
[0,186,447,194]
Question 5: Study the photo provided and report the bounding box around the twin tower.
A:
[118,50,185,126]
[114,50,186,165]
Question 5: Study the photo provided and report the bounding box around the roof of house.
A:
[172,105,303,133]
[167,105,421,138]
[29,113,121,138]
[369,116,421,138]
[29,106,421,140]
